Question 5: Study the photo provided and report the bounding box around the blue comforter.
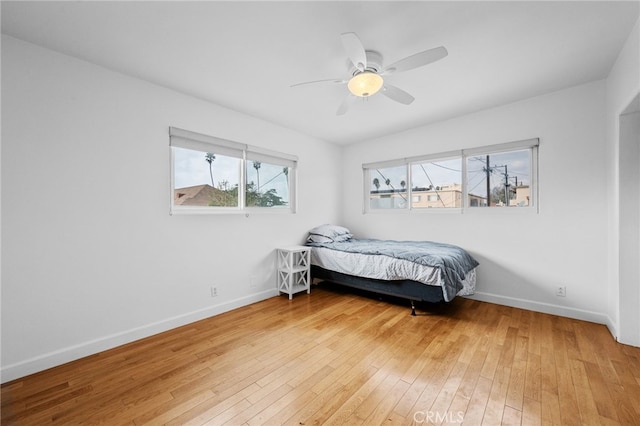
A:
[307,238,479,301]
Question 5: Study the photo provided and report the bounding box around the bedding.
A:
[306,236,479,303]
[310,247,477,298]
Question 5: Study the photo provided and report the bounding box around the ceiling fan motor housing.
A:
[348,50,384,76]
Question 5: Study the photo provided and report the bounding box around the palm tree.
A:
[205,153,215,187]
[253,161,261,193]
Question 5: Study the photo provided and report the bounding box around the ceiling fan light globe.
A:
[347,72,383,97]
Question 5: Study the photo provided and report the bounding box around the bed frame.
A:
[310,265,445,316]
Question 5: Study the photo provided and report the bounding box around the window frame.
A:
[362,138,539,214]
[364,160,410,211]
[169,127,297,215]
[462,141,538,212]
[409,151,464,211]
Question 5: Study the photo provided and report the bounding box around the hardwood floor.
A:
[2,283,640,425]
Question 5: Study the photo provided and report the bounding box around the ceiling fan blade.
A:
[291,78,347,88]
[336,94,357,116]
[383,46,448,75]
[381,84,415,105]
[340,32,367,72]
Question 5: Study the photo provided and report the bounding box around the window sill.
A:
[170,207,295,215]
[363,206,538,215]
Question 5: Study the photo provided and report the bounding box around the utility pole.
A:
[485,155,491,207]
[484,157,514,207]
[490,164,510,206]
[504,165,510,206]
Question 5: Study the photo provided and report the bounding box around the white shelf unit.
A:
[277,246,311,300]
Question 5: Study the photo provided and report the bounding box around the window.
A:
[173,147,241,208]
[245,157,291,209]
[466,149,532,208]
[363,139,538,213]
[170,127,297,214]
[367,164,408,209]
[411,157,462,209]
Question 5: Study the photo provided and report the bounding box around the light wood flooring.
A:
[2,283,640,425]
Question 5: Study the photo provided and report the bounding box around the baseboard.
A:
[604,315,619,341]
[464,291,610,326]
[0,289,279,384]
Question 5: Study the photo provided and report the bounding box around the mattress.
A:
[310,246,476,298]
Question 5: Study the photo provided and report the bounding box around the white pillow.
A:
[308,224,351,239]
[306,234,334,243]
[307,232,352,244]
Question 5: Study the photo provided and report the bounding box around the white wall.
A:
[342,80,610,322]
[0,36,342,382]
[618,104,640,346]
[606,18,640,346]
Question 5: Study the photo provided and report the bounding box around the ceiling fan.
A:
[292,32,448,115]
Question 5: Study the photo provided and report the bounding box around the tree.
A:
[245,182,286,207]
[490,185,507,205]
[258,189,285,207]
[372,178,380,192]
[400,180,406,190]
[205,153,215,187]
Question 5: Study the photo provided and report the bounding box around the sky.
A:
[173,147,290,201]
[174,147,240,189]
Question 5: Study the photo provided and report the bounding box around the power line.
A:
[419,165,446,207]
[468,157,487,162]
[374,169,407,202]
[258,171,285,190]
[468,178,486,194]
[429,162,461,172]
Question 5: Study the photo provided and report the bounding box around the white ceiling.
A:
[2,1,638,145]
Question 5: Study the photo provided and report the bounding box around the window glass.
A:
[466,149,531,207]
[170,127,297,214]
[362,139,537,214]
[246,160,290,208]
[411,158,462,208]
[173,147,240,208]
[368,165,408,209]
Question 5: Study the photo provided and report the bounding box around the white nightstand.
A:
[276,246,311,300]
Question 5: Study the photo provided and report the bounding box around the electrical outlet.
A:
[556,286,566,297]
[210,286,218,297]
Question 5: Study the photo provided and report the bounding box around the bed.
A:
[305,225,479,315]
